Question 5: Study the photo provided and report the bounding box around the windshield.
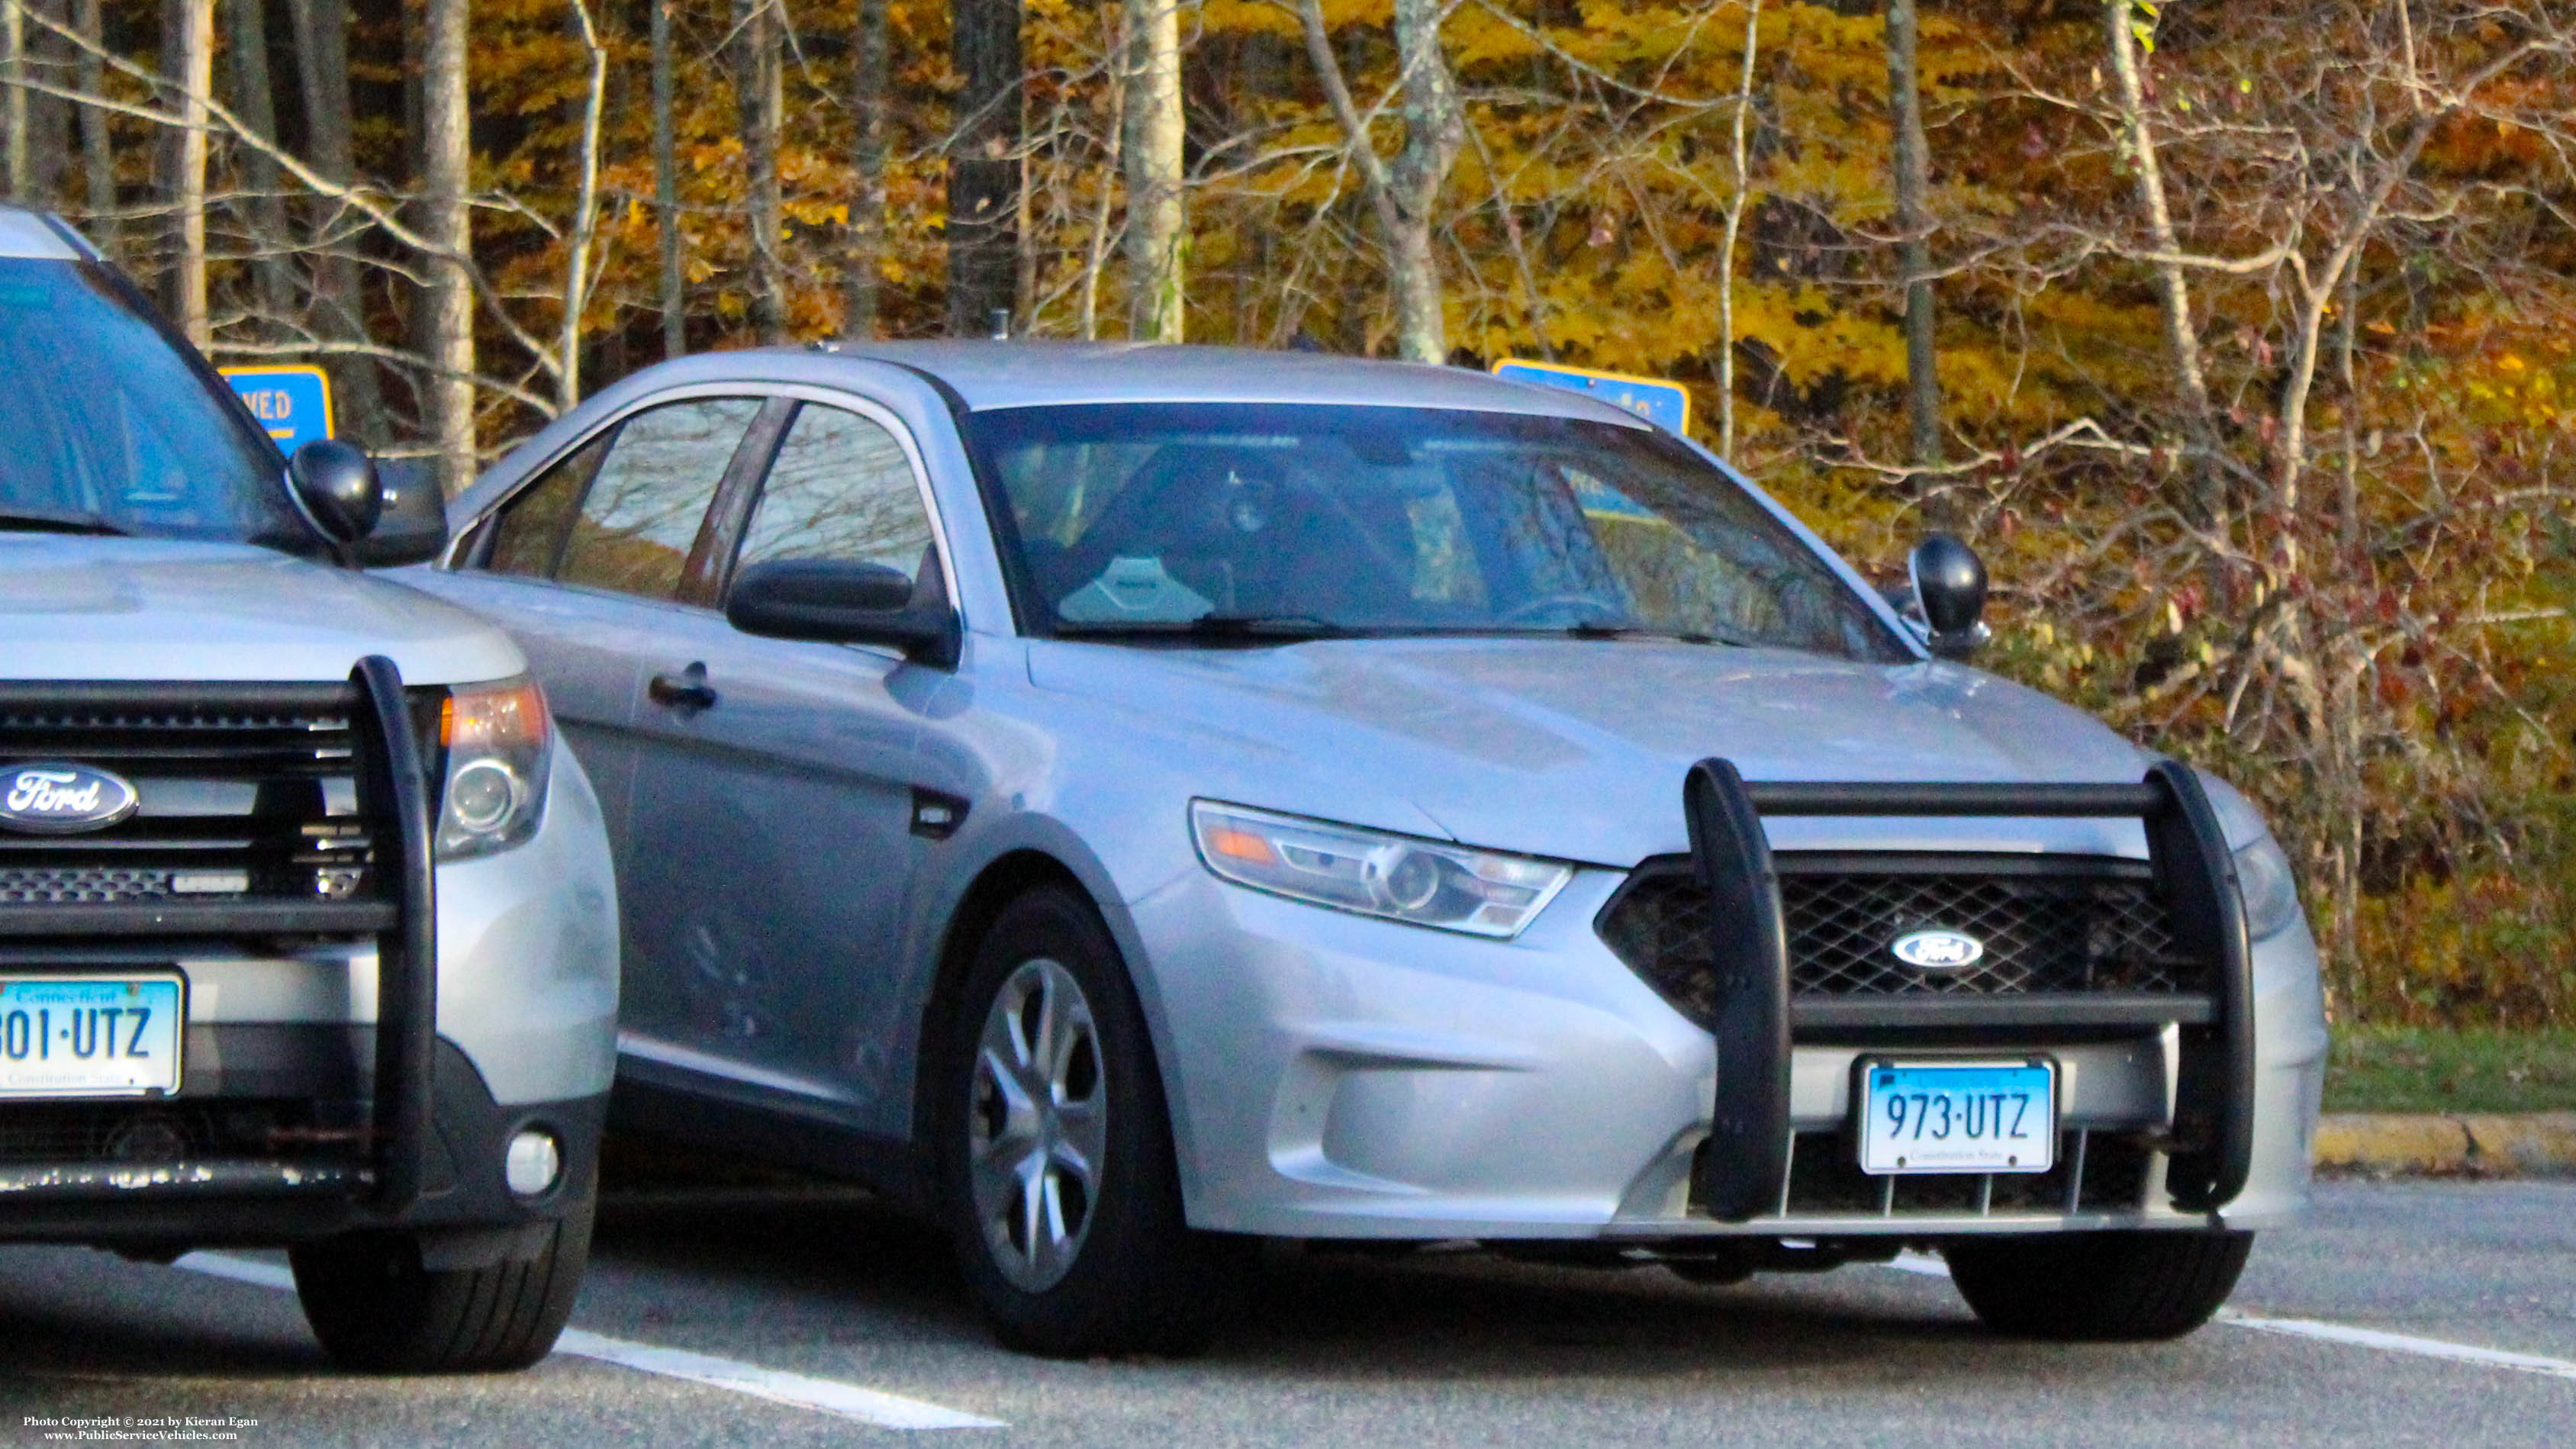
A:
[967,402,1907,662]
[0,256,304,546]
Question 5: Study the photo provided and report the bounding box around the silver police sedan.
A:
[405,343,2327,1357]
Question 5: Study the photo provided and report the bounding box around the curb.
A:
[2313,1112,2576,1177]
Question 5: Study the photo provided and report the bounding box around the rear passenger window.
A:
[559,398,762,601]
[484,433,607,578]
[735,404,936,587]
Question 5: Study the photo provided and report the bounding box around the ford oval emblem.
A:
[0,762,140,835]
[1891,928,1985,971]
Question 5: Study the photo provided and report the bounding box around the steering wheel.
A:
[1495,592,1629,627]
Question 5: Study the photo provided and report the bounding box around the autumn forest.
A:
[2,0,2574,1026]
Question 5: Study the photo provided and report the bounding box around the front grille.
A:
[1728,1127,2154,1218]
[0,685,396,923]
[0,1097,370,1167]
[2,865,202,903]
[1598,855,2198,1028]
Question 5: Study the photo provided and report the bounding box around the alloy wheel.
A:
[967,956,1106,1292]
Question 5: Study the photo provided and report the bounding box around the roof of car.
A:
[0,205,87,262]
[790,340,1657,426]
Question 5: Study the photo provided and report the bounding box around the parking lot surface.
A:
[2,1179,2568,1447]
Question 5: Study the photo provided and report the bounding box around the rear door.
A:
[614,393,948,1136]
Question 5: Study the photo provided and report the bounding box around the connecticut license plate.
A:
[0,975,185,1097]
[1859,1060,2054,1174]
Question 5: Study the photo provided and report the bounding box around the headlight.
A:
[1190,800,1573,939]
[2232,832,2304,942]
[435,677,552,861]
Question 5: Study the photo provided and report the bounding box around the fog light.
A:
[504,1128,561,1197]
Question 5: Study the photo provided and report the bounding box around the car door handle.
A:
[647,664,719,712]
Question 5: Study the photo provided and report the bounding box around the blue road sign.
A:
[1490,359,1692,435]
[221,366,336,452]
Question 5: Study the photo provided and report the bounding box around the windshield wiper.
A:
[1058,613,1350,642]
[1586,623,1747,646]
[1488,620,1750,647]
[0,506,128,537]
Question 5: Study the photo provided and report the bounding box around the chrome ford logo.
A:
[1891,929,1985,971]
[0,762,140,835]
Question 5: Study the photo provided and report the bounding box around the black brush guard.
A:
[1682,759,2254,1222]
[0,658,437,1212]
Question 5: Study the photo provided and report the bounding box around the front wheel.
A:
[1945,1230,2252,1341]
[938,885,1244,1357]
[290,1199,593,1372]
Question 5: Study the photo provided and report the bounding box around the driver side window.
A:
[733,404,938,588]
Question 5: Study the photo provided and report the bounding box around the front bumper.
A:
[0,1034,604,1249]
[1134,866,2325,1241]
[0,662,620,1251]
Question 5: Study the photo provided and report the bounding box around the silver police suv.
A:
[414,340,2327,1357]
[0,206,618,1371]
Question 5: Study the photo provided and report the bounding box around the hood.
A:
[0,535,523,685]
[1029,636,2229,865]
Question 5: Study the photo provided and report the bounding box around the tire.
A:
[1945,1230,2252,1341]
[290,1196,593,1373]
[937,884,1245,1357]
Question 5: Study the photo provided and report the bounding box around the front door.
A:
[616,397,947,1137]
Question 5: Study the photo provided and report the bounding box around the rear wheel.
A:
[1945,1230,2252,1341]
[938,885,1243,1357]
[290,1197,592,1373]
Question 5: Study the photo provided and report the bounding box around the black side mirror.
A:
[287,439,383,552]
[354,458,452,568]
[727,558,961,668]
[1908,533,1988,660]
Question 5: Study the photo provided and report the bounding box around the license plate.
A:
[0,975,185,1097]
[1859,1060,2054,1174]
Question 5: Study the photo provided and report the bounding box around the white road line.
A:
[2220,1313,2576,1383]
[173,1252,1006,1431]
[176,1251,298,1291]
[1879,1251,2576,1383]
[552,1330,1005,1428]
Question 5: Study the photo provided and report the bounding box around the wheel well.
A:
[911,851,1092,1157]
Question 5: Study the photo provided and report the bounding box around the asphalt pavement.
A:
[2,1179,2568,1447]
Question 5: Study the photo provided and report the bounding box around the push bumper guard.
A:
[1682,759,2254,1222]
[0,658,441,1219]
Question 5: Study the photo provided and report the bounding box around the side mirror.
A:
[287,439,382,553]
[354,458,452,568]
[1908,533,1988,660]
[726,559,961,668]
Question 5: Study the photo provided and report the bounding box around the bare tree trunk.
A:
[23,0,67,201]
[946,0,1021,336]
[652,0,682,356]
[162,0,214,347]
[1296,0,1462,363]
[289,0,387,443]
[1077,13,1123,342]
[733,0,784,344]
[1013,140,1033,333]
[559,0,605,406]
[1121,0,1183,342]
[1716,0,1762,462]
[75,0,110,252]
[2104,0,2221,523]
[840,0,887,340]
[1385,0,1461,362]
[1885,0,1940,478]
[1,0,24,201]
[418,0,476,493]
[225,0,296,335]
